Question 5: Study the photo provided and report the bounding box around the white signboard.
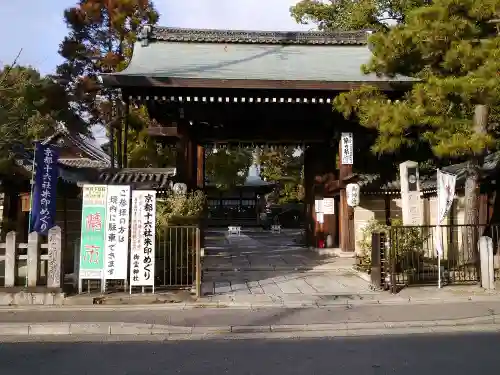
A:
[316,212,324,224]
[314,199,323,213]
[104,185,131,280]
[346,183,360,207]
[341,132,354,165]
[323,198,335,214]
[130,190,156,287]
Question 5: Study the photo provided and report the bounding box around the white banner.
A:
[435,169,456,255]
[130,190,156,287]
[341,132,354,165]
[314,199,323,213]
[104,185,131,280]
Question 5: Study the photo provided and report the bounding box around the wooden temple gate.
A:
[102,26,410,252]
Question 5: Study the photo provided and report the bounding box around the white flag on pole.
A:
[435,169,456,255]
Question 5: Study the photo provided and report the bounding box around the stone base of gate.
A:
[0,287,65,306]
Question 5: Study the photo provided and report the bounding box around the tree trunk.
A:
[463,105,488,267]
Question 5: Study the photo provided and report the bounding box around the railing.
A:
[0,226,62,289]
[372,224,500,292]
[156,225,201,293]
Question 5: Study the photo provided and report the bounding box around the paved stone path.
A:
[201,229,377,304]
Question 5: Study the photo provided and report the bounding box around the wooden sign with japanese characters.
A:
[129,190,156,288]
[104,185,131,280]
[341,132,354,165]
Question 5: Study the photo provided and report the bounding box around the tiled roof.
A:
[141,26,369,45]
[59,158,109,169]
[103,26,414,87]
[96,168,176,189]
[358,152,500,194]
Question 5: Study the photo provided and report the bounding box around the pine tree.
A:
[56,0,165,167]
[259,146,304,203]
[205,146,253,189]
[331,0,500,229]
[0,65,83,166]
[290,0,430,31]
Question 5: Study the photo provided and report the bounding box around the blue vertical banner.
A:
[30,142,59,235]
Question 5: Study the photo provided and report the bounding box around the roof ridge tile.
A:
[139,26,369,46]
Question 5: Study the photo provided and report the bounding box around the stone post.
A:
[4,231,16,287]
[399,161,423,226]
[47,226,62,289]
[27,231,40,287]
[479,236,495,289]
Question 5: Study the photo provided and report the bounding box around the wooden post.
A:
[47,226,62,289]
[339,138,354,252]
[196,145,205,189]
[27,231,40,287]
[303,146,316,248]
[4,231,16,287]
[176,124,197,190]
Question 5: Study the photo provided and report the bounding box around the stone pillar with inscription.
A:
[47,226,62,289]
[399,161,423,226]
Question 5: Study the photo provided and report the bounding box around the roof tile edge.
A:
[137,25,369,46]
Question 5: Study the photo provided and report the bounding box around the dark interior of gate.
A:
[101,26,411,297]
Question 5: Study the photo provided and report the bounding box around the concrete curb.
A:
[1,315,500,336]
[0,295,499,312]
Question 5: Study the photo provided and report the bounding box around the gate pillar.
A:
[304,146,316,248]
[339,140,355,252]
[176,123,201,190]
[304,144,338,248]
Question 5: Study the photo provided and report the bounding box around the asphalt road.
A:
[0,332,498,374]
[0,301,499,326]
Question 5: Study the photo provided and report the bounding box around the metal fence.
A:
[382,224,500,292]
[69,225,202,296]
[156,225,201,290]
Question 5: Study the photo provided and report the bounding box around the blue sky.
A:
[0,0,310,75]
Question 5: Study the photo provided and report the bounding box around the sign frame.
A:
[104,185,131,282]
[129,190,157,293]
[78,184,108,292]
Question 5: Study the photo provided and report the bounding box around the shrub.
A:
[156,190,206,229]
[357,218,426,273]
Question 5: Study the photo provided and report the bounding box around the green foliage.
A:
[259,146,304,204]
[0,65,83,166]
[357,219,426,273]
[332,0,500,159]
[57,0,164,165]
[156,190,206,228]
[205,147,253,189]
[290,0,429,31]
[357,219,389,271]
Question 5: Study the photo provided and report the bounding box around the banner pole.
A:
[27,143,37,234]
[438,254,441,289]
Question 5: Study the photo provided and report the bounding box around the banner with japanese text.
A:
[31,143,59,235]
[435,170,456,256]
[129,190,156,287]
[104,185,131,280]
[79,185,107,280]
